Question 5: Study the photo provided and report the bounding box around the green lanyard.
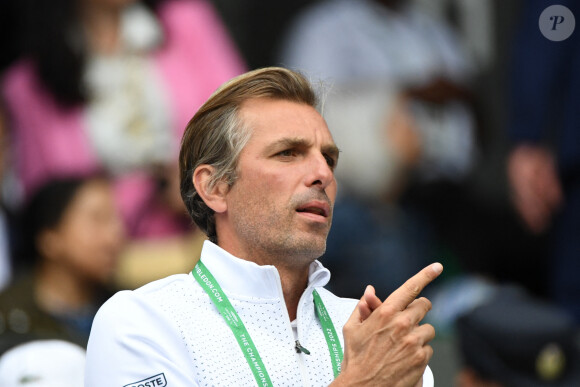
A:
[312,288,343,378]
[192,260,344,386]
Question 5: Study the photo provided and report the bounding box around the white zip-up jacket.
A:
[84,241,433,386]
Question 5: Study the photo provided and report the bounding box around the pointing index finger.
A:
[385,263,443,311]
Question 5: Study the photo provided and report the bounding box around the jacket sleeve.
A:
[84,291,199,387]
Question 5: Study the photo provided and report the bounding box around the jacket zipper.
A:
[272,269,310,386]
[295,340,311,355]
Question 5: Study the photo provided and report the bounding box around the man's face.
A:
[218,98,339,268]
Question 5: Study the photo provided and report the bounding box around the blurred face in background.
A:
[40,179,125,284]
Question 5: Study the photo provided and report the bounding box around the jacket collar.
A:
[199,240,331,300]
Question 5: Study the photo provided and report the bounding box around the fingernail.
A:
[432,262,443,274]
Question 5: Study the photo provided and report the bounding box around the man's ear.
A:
[193,164,229,214]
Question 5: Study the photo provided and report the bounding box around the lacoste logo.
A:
[123,373,167,387]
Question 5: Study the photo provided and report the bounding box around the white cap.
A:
[0,340,86,386]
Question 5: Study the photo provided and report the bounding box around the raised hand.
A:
[332,263,443,387]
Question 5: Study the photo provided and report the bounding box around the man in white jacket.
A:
[84,67,442,386]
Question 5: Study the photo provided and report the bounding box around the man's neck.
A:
[277,265,310,321]
[246,256,311,321]
[217,241,312,321]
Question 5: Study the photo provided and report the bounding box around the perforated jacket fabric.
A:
[84,241,433,386]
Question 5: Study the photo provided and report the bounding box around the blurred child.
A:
[0,176,125,352]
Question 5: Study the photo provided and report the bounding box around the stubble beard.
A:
[232,202,331,270]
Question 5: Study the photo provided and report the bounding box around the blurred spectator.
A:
[319,85,431,298]
[280,0,478,183]
[455,286,580,386]
[0,176,125,352]
[506,0,580,322]
[413,0,495,73]
[0,340,86,386]
[277,0,479,298]
[1,0,245,240]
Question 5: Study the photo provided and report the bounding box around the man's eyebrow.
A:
[264,137,311,154]
[264,137,340,159]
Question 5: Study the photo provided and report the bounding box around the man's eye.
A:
[277,149,295,157]
[324,154,337,169]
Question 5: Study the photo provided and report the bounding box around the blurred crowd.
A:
[0,0,579,385]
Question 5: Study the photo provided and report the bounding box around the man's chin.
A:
[293,235,328,260]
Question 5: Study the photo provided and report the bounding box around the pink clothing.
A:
[2,0,245,238]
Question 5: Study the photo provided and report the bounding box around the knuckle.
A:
[418,297,432,311]
[343,324,354,336]
[412,349,428,365]
[404,281,420,298]
[378,304,397,319]
[407,344,431,366]
[402,333,421,348]
[393,314,413,332]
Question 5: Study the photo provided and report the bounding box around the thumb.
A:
[345,289,369,327]
[357,285,382,322]
[363,285,382,312]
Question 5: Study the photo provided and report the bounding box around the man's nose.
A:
[306,153,334,189]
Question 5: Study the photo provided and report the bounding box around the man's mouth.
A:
[296,201,330,218]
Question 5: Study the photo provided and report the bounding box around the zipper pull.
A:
[295,340,311,355]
